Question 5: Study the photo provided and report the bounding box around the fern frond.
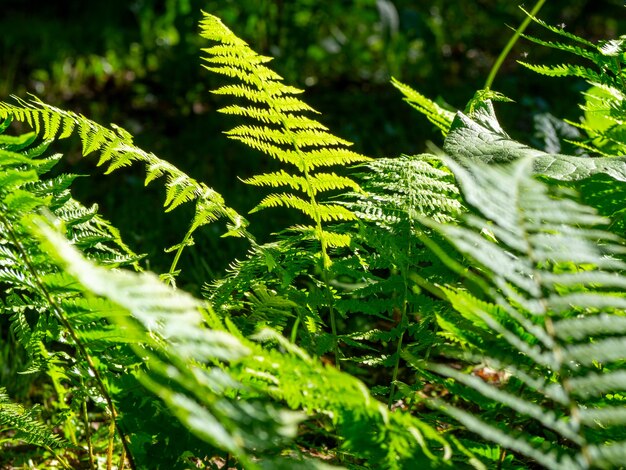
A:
[200,13,369,265]
[518,61,605,82]
[0,97,251,277]
[391,77,455,135]
[0,388,65,449]
[521,8,596,48]
[519,13,626,161]
[420,155,626,468]
[200,13,375,369]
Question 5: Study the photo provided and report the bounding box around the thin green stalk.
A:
[387,329,405,409]
[13,215,136,469]
[290,316,301,343]
[323,269,341,370]
[107,416,115,470]
[484,0,547,90]
[81,382,96,470]
[388,267,409,409]
[166,227,194,288]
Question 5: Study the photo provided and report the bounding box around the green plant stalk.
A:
[80,379,96,470]
[388,262,409,408]
[484,0,547,90]
[166,226,194,287]
[274,108,342,368]
[9,214,136,469]
[388,328,405,408]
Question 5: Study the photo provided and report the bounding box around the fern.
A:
[390,78,455,136]
[0,98,250,285]
[6,5,626,470]
[326,155,461,405]
[32,217,305,468]
[200,12,373,368]
[414,155,626,469]
[200,13,369,271]
[0,388,65,449]
[30,212,454,469]
[519,10,626,158]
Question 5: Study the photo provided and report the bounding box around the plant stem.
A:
[107,416,115,470]
[387,329,405,409]
[166,226,194,288]
[484,0,547,90]
[323,270,341,370]
[388,267,409,409]
[9,214,136,469]
[81,387,96,470]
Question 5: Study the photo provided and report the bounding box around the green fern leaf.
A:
[420,155,626,468]
[199,13,369,267]
[0,388,66,449]
[391,78,456,135]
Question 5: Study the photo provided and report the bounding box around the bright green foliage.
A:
[0,388,64,450]
[34,214,452,469]
[199,12,371,368]
[519,10,626,157]
[332,155,460,403]
[416,156,626,469]
[391,78,455,136]
[4,7,626,470]
[0,97,249,285]
[199,12,369,269]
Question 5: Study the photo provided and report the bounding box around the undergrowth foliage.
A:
[1,6,626,470]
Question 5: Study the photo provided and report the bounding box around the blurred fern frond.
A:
[418,156,626,469]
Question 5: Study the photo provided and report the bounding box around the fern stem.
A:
[290,315,300,343]
[323,269,341,369]
[166,226,194,288]
[3,213,136,469]
[388,265,409,409]
[107,415,115,470]
[387,329,405,409]
[81,383,96,470]
[484,0,547,90]
[44,446,72,470]
[119,447,127,470]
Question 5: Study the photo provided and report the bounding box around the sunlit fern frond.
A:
[520,12,626,158]
[0,98,250,262]
[0,387,66,449]
[416,156,626,469]
[391,78,456,136]
[199,12,370,268]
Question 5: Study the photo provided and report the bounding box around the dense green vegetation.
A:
[2,2,626,469]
